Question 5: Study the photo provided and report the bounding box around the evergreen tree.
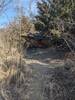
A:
[34,0,75,34]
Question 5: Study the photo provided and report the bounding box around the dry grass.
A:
[0,46,21,81]
[0,67,17,81]
[0,31,75,100]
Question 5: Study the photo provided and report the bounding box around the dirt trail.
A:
[0,47,66,100]
[24,47,65,100]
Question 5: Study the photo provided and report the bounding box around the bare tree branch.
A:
[0,0,12,15]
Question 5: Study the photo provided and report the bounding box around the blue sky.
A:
[0,0,37,27]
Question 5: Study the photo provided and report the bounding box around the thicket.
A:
[34,0,75,50]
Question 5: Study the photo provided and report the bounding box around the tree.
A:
[2,15,32,52]
[34,0,75,34]
[0,0,12,15]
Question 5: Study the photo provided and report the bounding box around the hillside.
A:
[0,46,75,100]
[0,0,75,99]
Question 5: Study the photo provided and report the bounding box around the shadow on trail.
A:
[25,47,66,64]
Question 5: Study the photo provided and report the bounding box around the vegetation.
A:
[0,0,75,100]
[34,0,75,48]
[35,0,75,32]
